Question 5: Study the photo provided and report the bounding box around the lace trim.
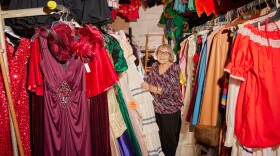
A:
[238,28,280,48]
[224,68,231,74]
[259,20,280,31]
[110,111,127,138]
[229,75,245,81]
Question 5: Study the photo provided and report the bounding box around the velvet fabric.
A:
[90,91,112,156]
[103,33,128,73]
[114,84,142,156]
[30,94,44,156]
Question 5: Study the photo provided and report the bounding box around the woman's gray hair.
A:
[155,44,175,62]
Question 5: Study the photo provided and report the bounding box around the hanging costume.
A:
[74,25,119,98]
[0,38,31,156]
[195,0,219,17]
[90,91,112,156]
[225,23,280,148]
[39,23,92,155]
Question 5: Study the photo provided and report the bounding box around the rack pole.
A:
[0,2,70,155]
[0,5,24,156]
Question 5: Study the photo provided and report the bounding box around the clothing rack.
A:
[0,2,70,156]
[192,0,277,31]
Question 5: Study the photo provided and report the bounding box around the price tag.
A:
[84,63,91,73]
[129,101,137,110]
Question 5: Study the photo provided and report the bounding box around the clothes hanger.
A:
[239,0,276,28]
[260,0,271,15]
[4,26,21,39]
[251,0,280,27]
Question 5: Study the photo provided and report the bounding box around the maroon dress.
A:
[39,37,92,156]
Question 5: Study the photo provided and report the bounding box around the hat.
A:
[71,24,104,63]
[47,23,74,63]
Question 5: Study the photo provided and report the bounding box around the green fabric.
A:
[172,15,189,54]
[114,84,142,156]
[164,2,177,18]
[159,3,190,54]
[159,12,168,24]
[173,14,189,27]
[103,34,128,73]
[188,0,196,11]
[166,19,176,39]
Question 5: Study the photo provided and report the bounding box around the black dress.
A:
[6,0,112,38]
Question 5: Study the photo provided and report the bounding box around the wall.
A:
[129,5,166,51]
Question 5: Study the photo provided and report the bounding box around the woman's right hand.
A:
[141,82,150,91]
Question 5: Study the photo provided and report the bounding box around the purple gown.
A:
[39,37,92,156]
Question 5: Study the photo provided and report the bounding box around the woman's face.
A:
[157,48,171,64]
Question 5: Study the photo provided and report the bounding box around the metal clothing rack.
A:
[0,2,70,156]
[192,0,278,31]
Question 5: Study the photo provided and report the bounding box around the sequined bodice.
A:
[0,38,31,156]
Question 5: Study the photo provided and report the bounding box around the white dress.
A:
[176,35,198,156]
[125,54,163,156]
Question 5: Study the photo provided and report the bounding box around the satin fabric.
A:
[28,33,43,96]
[195,0,219,17]
[114,84,142,156]
[191,33,208,125]
[103,33,128,73]
[225,24,280,148]
[111,0,141,20]
[118,79,150,156]
[83,25,119,97]
[40,35,92,156]
[117,131,138,156]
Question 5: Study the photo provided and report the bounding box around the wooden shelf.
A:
[144,33,165,73]
[141,48,156,53]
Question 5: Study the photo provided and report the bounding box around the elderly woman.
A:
[141,44,183,156]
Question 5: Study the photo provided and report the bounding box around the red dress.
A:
[111,0,141,20]
[225,24,280,148]
[28,35,43,96]
[195,0,219,17]
[0,38,31,155]
[75,25,118,98]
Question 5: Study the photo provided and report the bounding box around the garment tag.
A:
[84,63,91,73]
[129,101,137,110]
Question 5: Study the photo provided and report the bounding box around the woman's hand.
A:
[141,82,150,91]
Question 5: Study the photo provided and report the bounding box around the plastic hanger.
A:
[251,6,280,27]
[4,26,21,39]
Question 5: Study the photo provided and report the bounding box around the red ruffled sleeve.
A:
[28,36,43,96]
[224,29,253,81]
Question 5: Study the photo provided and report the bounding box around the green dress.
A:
[103,33,128,73]
[114,84,142,156]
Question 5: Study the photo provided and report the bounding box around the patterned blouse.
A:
[144,62,183,114]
